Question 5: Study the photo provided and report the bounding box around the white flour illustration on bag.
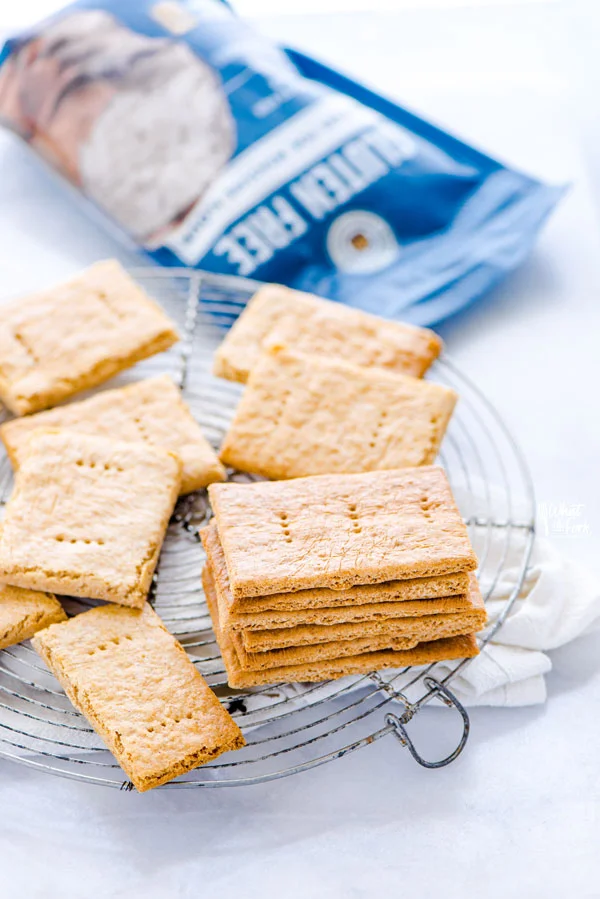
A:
[0,9,235,242]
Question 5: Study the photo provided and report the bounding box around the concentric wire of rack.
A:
[0,269,536,788]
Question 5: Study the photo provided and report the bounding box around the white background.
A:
[1,2,600,896]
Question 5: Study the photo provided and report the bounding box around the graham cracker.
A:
[241,574,485,651]
[213,284,442,384]
[32,603,245,791]
[219,348,456,479]
[200,522,473,631]
[205,570,479,687]
[0,430,181,607]
[1,375,225,495]
[229,595,475,632]
[0,585,66,651]
[234,629,417,670]
[0,259,179,416]
[208,466,478,599]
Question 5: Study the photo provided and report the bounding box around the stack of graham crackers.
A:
[201,467,485,688]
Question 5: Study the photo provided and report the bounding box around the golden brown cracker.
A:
[208,466,477,599]
[32,603,245,791]
[0,259,179,415]
[0,430,181,607]
[219,348,456,479]
[213,284,441,383]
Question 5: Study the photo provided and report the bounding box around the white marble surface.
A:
[1,3,599,896]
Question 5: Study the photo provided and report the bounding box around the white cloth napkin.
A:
[434,534,600,706]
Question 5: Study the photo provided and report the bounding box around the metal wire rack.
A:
[0,269,535,788]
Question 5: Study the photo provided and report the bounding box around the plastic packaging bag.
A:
[0,0,564,325]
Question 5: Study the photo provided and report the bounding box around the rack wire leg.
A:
[385,678,470,769]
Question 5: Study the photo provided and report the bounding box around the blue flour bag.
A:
[0,0,564,325]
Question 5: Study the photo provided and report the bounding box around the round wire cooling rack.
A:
[0,268,536,789]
